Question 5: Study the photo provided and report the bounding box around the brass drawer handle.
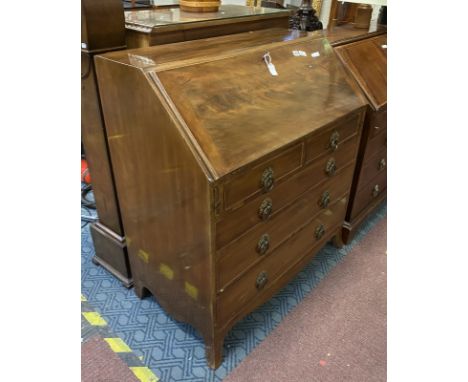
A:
[319,191,331,209]
[372,184,380,197]
[328,131,340,151]
[256,271,268,290]
[258,198,273,220]
[256,234,270,255]
[325,158,337,176]
[378,158,386,171]
[260,167,275,193]
[315,224,325,240]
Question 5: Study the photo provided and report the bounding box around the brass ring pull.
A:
[258,198,273,220]
[328,131,340,151]
[319,191,331,209]
[315,224,325,240]
[256,271,268,290]
[260,167,275,193]
[372,184,380,197]
[256,234,270,255]
[379,158,386,171]
[325,158,337,176]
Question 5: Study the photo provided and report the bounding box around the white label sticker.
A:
[382,44,387,49]
[311,51,320,58]
[263,52,278,76]
[81,42,87,49]
[266,62,278,76]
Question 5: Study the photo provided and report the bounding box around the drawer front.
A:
[217,195,348,325]
[368,109,387,140]
[363,126,386,164]
[216,134,359,249]
[350,169,387,220]
[223,143,303,210]
[357,149,386,192]
[305,113,360,163]
[217,164,354,290]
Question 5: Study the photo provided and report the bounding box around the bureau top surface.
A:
[334,34,387,110]
[124,5,289,31]
[104,28,307,67]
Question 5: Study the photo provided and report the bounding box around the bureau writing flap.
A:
[334,34,387,111]
[151,37,366,178]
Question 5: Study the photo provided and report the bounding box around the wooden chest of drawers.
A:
[95,35,366,368]
[334,34,387,243]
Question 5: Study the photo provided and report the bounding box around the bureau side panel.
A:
[95,57,214,334]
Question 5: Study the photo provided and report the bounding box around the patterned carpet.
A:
[81,198,386,382]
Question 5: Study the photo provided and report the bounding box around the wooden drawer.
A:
[350,169,387,220]
[217,164,354,290]
[357,149,386,192]
[217,195,348,325]
[368,109,387,140]
[305,113,360,163]
[223,143,303,210]
[216,134,359,249]
[363,126,386,164]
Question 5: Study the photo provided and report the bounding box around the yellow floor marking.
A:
[81,294,87,302]
[82,311,107,326]
[104,337,132,353]
[130,366,159,382]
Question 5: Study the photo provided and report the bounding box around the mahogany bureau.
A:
[334,34,387,243]
[95,35,366,367]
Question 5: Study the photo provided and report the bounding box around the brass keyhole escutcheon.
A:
[379,158,386,171]
[315,224,325,240]
[256,234,270,255]
[372,184,380,197]
[325,158,337,176]
[319,191,331,209]
[256,271,268,290]
[258,198,273,221]
[260,167,275,193]
[329,131,340,151]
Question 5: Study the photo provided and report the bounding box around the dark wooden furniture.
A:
[334,34,387,243]
[325,1,387,46]
[81,0,133,286]
[94,33,366,368]
[328,0,359,29]
[124,5,291,48]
